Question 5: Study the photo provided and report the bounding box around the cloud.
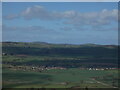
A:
[2,25,57,34]
[21,5,54,20]
[64,9,118,26]
[2,24,118,45]
[4,5,118,27]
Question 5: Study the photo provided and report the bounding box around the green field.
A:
[2,42,119,89]
[3,68,119,88]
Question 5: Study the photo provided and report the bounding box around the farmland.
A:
[2,42,119,89]
[3,68,119,88]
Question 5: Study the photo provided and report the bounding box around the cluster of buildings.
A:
[5,64,119,72]
[85,67,118,71]
[6,65,67,72]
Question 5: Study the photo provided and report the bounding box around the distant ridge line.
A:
[2,41,118,46]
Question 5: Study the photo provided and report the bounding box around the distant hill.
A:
[2,42,118,58]
[2,42,118,68]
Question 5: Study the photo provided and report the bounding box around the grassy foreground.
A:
[3,68,118,88]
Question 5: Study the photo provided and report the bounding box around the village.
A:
[3,64,119,72]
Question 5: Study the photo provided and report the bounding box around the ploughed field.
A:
[2,42,119,88]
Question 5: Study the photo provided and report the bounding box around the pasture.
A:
[3,68,118,88]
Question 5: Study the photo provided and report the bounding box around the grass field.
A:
[2,42,119,89]
[3,68,118,88]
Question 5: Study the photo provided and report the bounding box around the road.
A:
[91,78,118,88]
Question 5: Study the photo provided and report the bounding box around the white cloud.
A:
[21,5,52,20]
[4,5,118,27]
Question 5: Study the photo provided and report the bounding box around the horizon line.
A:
[1,41,119,46]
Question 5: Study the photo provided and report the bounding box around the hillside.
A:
[2,42,118,68]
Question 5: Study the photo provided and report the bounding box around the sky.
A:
[2,2,118,45]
